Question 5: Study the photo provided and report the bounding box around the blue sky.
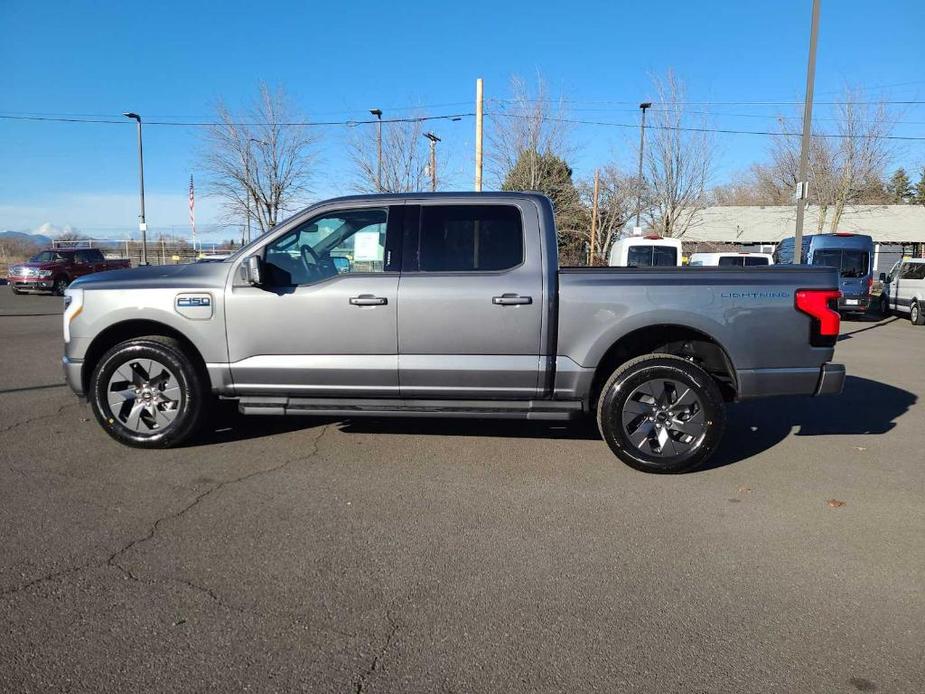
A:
[2,0,923,240]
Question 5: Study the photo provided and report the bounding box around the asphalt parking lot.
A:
[0,287,922,693]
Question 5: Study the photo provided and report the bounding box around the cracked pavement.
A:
[1,291,923,693]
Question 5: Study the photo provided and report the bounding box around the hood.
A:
[11,260,63,271]
[71,261,233,291]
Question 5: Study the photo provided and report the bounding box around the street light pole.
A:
[122,112,148,265]
[793,0,822,264]
[369,108,383,192]
[424,132,441,192]
[635,102,652,233]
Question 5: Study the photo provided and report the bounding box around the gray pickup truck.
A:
[63,192,845,473]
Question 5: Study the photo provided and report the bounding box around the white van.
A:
[608,236,682,267]
[688,252,774,267]
[880,258,925,325]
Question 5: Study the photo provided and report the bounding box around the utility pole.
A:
[369,108,383,192]
[635,102,652,234]
[122,112,148,265]
[793,0,821,264]
[474,78,484,191]
[590,168,600,264]
[424,132,441,192]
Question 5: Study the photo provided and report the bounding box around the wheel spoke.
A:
[629,420,654,449]
[622,376,708,459]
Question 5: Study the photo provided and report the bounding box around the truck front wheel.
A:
[597,354,726,474]
[53,277,69,296]
[89,336,207,448]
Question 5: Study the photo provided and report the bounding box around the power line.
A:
[487,111,925,141]
[0,112,475,127]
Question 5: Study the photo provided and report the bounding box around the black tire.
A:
[89,336,207,448]
[53,276,69,296]
[912,300,925,326]
[597,354,726,474]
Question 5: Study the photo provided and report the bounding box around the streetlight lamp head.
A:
[424,132,441,143]
[123,112,140,121]
[369,108,382,118]
[639,102,652,110]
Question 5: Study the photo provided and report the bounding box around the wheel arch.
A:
[81,319,209,395]
[589,324,738,408]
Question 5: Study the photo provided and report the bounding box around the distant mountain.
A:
[0,230,53,246]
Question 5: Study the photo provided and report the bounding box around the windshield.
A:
[627,245,677,267]
[812,249,870,278]
[28,251,64,263]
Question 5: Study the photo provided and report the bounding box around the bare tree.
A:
[577,166,636,264]
[488,75,573,189]
[202,84,321,235]
[645,70,715,237]
[724,87,895,229]
[349,116,433,193]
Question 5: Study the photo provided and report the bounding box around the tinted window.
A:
[901,262,925,280]
[652,246,677,266]
[627,245,677,267]
[76,249,102,263]
[812,249,869,278]
[717,256,742,267]
[419,205,522,272]
[744,256,770,266]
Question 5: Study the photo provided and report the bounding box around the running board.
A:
[236,396,584,421]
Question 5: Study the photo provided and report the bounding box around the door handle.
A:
[349,295,388,306]
[492,294,532,306]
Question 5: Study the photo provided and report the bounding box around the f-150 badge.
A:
[175,294,213,319]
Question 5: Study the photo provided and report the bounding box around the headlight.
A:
[37,269,53,278]
[63,287,84,344]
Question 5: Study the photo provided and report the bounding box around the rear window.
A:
[717,256,742,267]
[812,249,870,278]
[419,205,523,272]
[627,245,677,267]
[744,256,769,266]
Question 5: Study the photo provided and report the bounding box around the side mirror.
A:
[878,272,887,282]
[244,255,263,286]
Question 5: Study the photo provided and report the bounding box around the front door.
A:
[225,205,401,396]
[397,202,545,399]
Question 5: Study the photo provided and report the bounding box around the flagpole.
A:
[189,174,197,253]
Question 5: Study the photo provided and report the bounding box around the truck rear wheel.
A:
[597,354,726,474]
[89,336,207,448]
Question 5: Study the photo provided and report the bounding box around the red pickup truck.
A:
[7,248,131,295]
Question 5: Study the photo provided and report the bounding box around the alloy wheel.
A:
[621,378,706,457]
[106,358,181,433]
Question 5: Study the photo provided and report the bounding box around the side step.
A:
[236,396,584,421]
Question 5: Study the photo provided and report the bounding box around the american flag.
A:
[188,174,196,248]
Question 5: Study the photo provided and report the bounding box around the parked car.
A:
[688,252,773,267]
[774,232,874,315]
[608,236,682,267]
[879,258,925,325]
[62,193,845,473]
[8,248,131,295]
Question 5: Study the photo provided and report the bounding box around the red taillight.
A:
[867,276,873,294]
[795,289,841,346]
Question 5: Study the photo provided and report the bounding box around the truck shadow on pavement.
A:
[702,375,916,470]
[196,376,915,472]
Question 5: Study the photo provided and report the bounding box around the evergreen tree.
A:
[886,168,913,203]
[914,167,925,206]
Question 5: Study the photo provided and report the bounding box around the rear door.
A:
[397,201,544,399]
